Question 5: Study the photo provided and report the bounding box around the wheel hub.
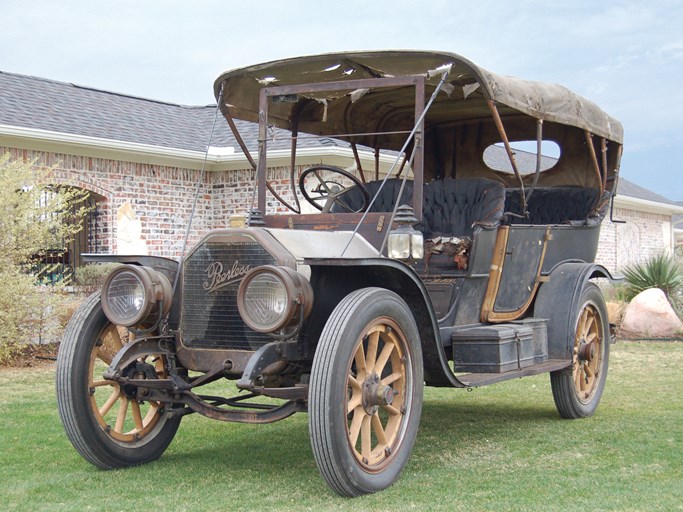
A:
[121,361,158,398]
[578,340,596,362]
[362,373,394,415]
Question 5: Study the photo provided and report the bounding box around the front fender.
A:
[82,253,181,326]
[304,258,457,387]
[82,253,179,282]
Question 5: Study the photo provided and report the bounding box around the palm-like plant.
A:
[622,254,683,305]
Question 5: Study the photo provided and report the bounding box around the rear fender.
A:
[534,262,615,360]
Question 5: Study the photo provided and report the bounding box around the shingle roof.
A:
[0,70,346,154]
[0,70,673,204]
[615,178,679,205]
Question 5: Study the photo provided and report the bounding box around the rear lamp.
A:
[101,265,172,327]
[237,265,313,333]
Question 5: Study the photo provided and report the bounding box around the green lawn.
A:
[1,341,681,511]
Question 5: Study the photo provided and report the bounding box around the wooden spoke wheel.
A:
[572,303,603,404]
[346,320,408,469]
[550,282,610,419]
[88,324,165,442]
[56,293,180,469]
[309,288,423,496]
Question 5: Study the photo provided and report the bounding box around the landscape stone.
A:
[620,288,683,338]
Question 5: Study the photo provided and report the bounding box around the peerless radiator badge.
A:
[203,261,251,293]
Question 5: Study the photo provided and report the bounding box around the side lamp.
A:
[387,204,424,261]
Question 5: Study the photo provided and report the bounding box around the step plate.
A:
[457,359,570,387]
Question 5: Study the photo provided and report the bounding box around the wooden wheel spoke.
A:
[347,394,362,414]
[349,409,365,448]
[99,386,122,417]
[371,413,388,446]
[381,371,402,386]
[360,414,372,459]
[382,404,400,416]
[354,344,367,379]
[574,366,582,391]
[578,366,587,391]
[348,375,361,391]
[107,325,124,350]
[115,396,129,433]
[366,331,379,373]
[374,341,395,375]
[584,363,595,380]
[579,311,591,338]
[131,401,144,431]
[96,347,113,366]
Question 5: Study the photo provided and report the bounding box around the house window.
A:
[33,188,102,284]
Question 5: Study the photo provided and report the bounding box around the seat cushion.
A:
[331,177,505,238]
[420,178,505,237]
[505,187,601,224]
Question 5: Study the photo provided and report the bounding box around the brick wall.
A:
[2,147,301,259]
[3,147,674,271]
[597,207,672,273]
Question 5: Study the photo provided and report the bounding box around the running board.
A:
[457,359,571,387]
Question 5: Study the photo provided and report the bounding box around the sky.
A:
[1,0,682,201]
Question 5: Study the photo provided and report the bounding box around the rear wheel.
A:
[550,283,610,419]
[56,293,181,468]
[309,288,423,496]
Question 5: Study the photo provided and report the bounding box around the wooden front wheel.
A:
[309,288,423,496]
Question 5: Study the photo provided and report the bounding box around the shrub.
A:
[622,254,683,311]
[74,262,121,290]
[0,154,89,363]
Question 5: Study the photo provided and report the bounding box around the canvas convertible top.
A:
[214,50,623,146]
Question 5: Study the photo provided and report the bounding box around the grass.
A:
[1,341,682,512]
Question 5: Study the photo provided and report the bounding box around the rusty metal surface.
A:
[166,391,306,424]
[101,335,308,424]
[457,359,571,387]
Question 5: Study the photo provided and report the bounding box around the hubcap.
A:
[361,373,395,415]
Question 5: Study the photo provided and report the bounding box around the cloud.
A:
[655,41,683,60]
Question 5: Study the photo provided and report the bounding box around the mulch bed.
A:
[0,343,60,368]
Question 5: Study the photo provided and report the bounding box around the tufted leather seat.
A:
[504,187,603,225]
[332,177,506,237]
[419,178,505,238]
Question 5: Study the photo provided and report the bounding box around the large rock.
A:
[620,288,683,338]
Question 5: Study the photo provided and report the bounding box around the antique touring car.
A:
[56,51,623,496]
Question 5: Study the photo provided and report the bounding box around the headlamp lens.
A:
[105,270,146,322]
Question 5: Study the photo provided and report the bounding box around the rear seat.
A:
[504,187,606,225]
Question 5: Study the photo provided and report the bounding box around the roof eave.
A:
[613,194,683,216]
[0,123,395,173]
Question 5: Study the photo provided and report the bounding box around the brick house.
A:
[1,70,681,274]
